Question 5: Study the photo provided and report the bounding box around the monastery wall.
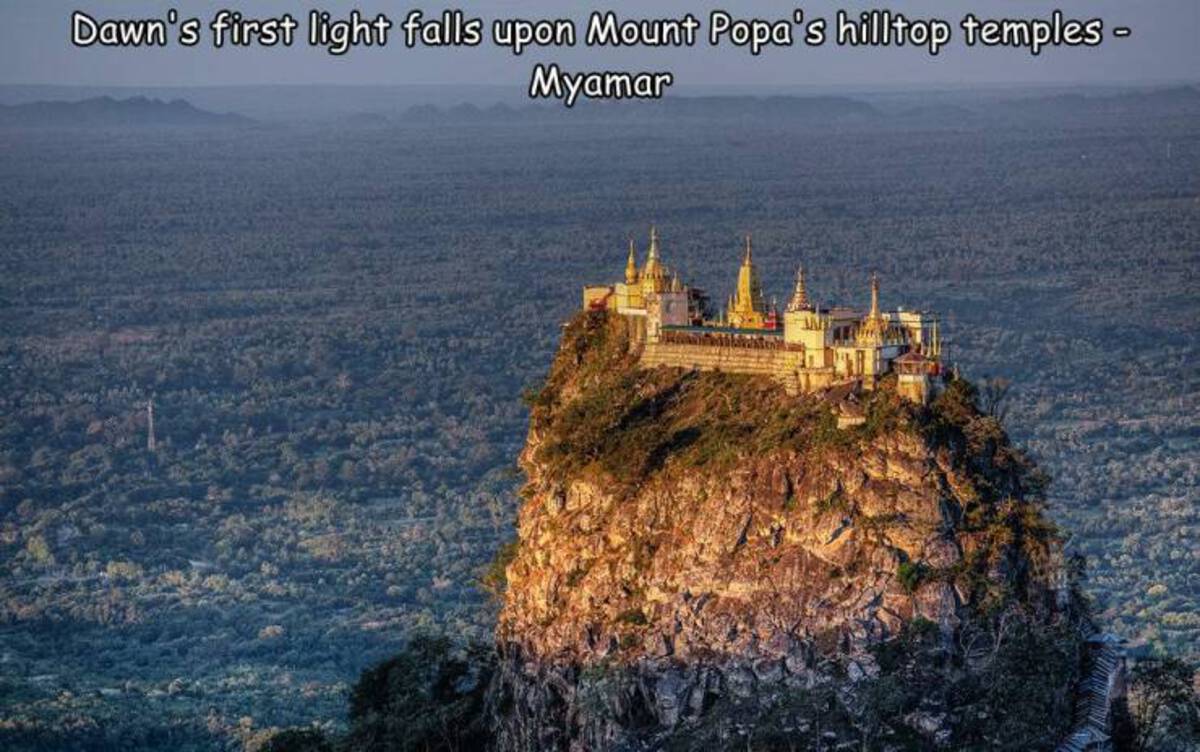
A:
[640,341,846,395]
[642,341,802,376]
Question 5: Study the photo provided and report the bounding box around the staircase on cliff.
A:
[1057,632,1128,752]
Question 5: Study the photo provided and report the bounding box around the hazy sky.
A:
[2,0,1197,89]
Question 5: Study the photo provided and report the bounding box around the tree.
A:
[25,534,54,565]
[980,377,1013,425]
[260,728,332,752]
[345,634,495,752]
[1117,657,1200,752]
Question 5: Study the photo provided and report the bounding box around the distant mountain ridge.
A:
[1,85,1194,127]
[394,85,1200,127]
[996,85,1200,121]
[400,94,881,124]
[0,96,252,128]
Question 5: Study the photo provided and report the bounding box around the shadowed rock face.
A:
[491,311,1081,751]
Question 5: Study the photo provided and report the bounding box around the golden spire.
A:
[640,226,667,294]
[728,234,766,328]
[787,264,811,312]
[856,272,887,344]
[625,239,638,284]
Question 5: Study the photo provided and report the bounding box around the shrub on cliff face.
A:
[895,561,927,593]
[344,634,494,752]
[481,539,519,599]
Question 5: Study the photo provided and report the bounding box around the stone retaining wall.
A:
[642,342,800,376]
[640,342,842,394]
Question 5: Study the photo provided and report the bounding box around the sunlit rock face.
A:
[491,311,1079,751]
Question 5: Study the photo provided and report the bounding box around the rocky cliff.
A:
[490,311,1086,751]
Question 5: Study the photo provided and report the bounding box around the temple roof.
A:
[786,264,812,312]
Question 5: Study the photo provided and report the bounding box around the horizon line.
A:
[2,78,1197,93]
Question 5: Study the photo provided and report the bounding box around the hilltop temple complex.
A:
[582,227,943,404]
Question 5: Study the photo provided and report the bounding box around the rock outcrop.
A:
[491,311,1084,751]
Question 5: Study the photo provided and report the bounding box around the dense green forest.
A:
[0,97,1197,749]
